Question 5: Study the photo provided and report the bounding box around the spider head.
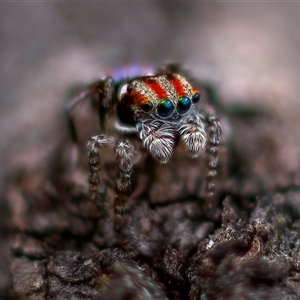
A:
[117,73,204,163]
[118,73,201,124]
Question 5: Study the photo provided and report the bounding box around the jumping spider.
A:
[65,64,222,230]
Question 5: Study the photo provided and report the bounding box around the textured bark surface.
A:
[2,83,300,300]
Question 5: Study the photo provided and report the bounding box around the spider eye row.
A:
[142,93,201,118]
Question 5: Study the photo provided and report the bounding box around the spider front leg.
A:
[178,111,207,158]
[87,135,138,231]
[136,120,177,164]
[178,110,222,200]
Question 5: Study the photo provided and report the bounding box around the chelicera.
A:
[65,64,222,230]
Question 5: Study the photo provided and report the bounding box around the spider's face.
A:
[117,73,205,164]
[118,73,201,124]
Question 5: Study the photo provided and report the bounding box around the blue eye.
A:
[157,100,174,118]
[177,97,191,114]
[192,93,201,103]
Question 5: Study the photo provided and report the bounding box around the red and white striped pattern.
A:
[120,74,199,107]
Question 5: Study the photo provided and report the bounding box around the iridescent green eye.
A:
[177,97,191,114]
[141,102,153,112]
[192,93,201,103]
[157,100,174,118]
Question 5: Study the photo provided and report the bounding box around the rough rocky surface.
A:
[2,77,300,300]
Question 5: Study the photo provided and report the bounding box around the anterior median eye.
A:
[157,100,174,118]
[141,101,154,112]
[177,96,191,114]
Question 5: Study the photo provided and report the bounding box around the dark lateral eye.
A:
[141,102,153,112]
[177,97,191,114]
[192,93,201,103]
[157,100,174,118]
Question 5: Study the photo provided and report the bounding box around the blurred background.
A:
[1,2,300,188]
[1,1,300,293]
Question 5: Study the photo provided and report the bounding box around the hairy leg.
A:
[87,134,115,201]
[87,135,138,231]
[178,110,207,158]
[114,140,137,231]
[64,77,115,143]
[204,114,222,199]
[136,120,176,164]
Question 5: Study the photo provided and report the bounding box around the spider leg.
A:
[96,77,115,132]
[114,140,137,231]
[87,135,138,231]
[204,114,222,199]
[87,134,115,201]
[178,109,222,200]
[158,62,182,75]
[178,110,207,158]
[64,77,115,143]
[136,120,176,164]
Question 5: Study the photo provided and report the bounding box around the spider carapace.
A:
[66,65,222,230]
